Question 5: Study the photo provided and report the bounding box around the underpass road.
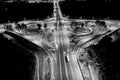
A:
[69,54,84,80]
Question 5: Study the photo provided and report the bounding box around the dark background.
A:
[60,0,120,19]
[0,2,53,23]
[0,0,120,23]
